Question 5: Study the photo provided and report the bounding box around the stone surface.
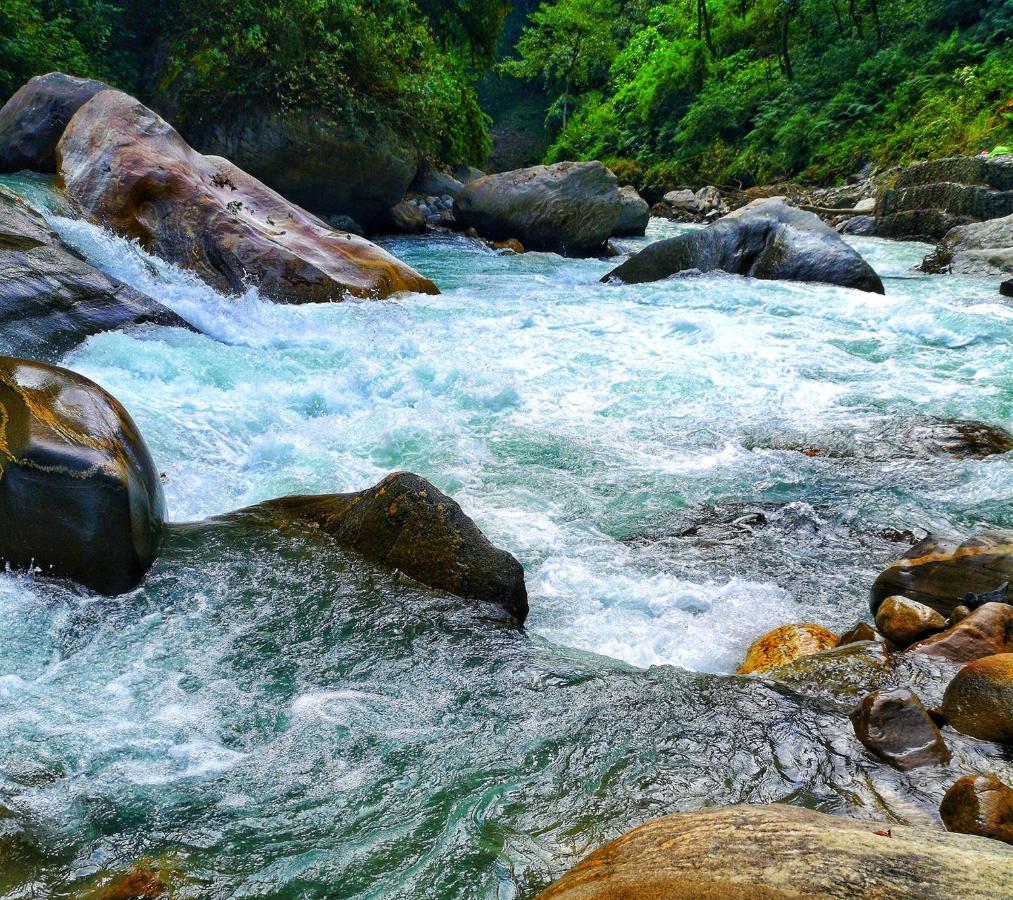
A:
[454,161,621,257]
[871,530,1013,619]
[1001,277,1013,298]
[0,185,190,358]
[228,472,528,623]
[838,622,880,645]
[390,200,427,234]
[57,90,437,302]
[940,774,1013,846]
[875,595,947,647]
[941,653,1013,744]
[536,804,1013,900]
[921,212,1013,276]
[0,72,108,174]
[611,185,650,237]
[850,688,950,770]
[909,602,1013,663]
[838,214,876,236]
[0,356,165,594]
[736,623,838,675]
[412,165,464,199]
[604,199,884,294]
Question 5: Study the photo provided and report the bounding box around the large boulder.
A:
[871,530,1013,619]
[611,185,650,237]
[454,161,621,257]
[603,199,885,294]
[537,804,1013,899]
[940,774,1013,846]
[736,623,838,674]
[850,688,950,770]
[0,185,189,358]
[910,602,1013,663]
[921,212,1013,276]
[56,90,437,302]
[0,356,164,594]
[0,72,108,174]
[227,472,528,623]
[874,594,946,647]
[941,653,1013,744]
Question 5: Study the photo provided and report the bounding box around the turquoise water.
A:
[1,174,1012,896]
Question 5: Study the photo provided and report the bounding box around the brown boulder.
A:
[850,688,950,770]
[941,654,1013,744]
[940,774,1013,846]
[909,602,1013,663]
[56,90,437,303]
[390,201,427,234]
[736,623,838,675]
[875,595,946,647]
[537,804,1013,899]
[838,621,881,645]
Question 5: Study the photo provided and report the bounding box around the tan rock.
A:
[940,774,1013,846]
[737,623,838,675]
[875,595,947,647]
[838,621,881,646]
[941,653,1013,744]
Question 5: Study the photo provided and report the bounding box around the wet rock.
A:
[611,185,650,237]
[57,90,437,302]
[536,804,1013,899]
[390,201,427,234]
[736,623,838,675]
[871,530,1013,619]
[454,161,621,257]
[921,212,1013,276]
[763,640,894,710]
[0,356,164,594]
[491,238,524,255]
[950,604,972,623]
[850,688,950,770]
[73,854,187,899]
[0,72,108,174]
[839,621,880,645]
[0,185,190,359]
[228,472,528,623]
[941,653,1013,744]
[894,418,1013,459]
[875,595,947,647]
[838,214,876,236]
[940,774,1013,846]
[1002,277,1013,298]
[909,603,1013,663]
[603,199,884,294]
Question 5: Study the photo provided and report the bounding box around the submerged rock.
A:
[941,653,1013,744]
[230,473,528,623]
[0,72,108,174]
[910,602,1013,663]
[57,90,437,302]
[0,356,164,594]
[736,623,838,675]
[875,595,947,647]
[871,530,1013,619]
[603,199,885,294]
[921,212,1013,276]
[536,804,1013,899]
[940,774,1013,846]
[850,688,950,770]
[0,185,189,358]
[611,185,650,237]
[454,161,621,257]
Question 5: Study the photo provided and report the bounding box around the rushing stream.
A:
[1,173,1012,897]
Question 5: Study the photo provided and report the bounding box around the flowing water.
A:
[1,173,1012,897]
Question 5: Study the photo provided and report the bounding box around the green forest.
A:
[1,0,1010,189]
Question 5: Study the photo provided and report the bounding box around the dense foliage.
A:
[503,0,1013,188]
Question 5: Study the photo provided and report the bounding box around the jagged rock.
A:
[0,185,189,358]
[736,623,838,675]
[940,774,1013,846]
[57,90,437,302]
[536,804,1013,899]
[0,356,164,594]
[611,185,650,237]
[0,72,108,173]
[910,603,1013,663]
[454,161,621,257]
[875,595,947,647]
[604,199,884,293]
[226,472,528,623]
[851,688,950,770]
[921,212,1013,276]
[941,653,1013,744]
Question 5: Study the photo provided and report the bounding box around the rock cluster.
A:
[652,185,728,221]
[921,211,1013,276]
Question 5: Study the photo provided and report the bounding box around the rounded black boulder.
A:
[0,356,165,594]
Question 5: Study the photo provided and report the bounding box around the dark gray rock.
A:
[325,214,364,236]
[412,164,464,199]
[838,214,876,236]
[612,185,650,237]
[850,688,950,770]
[453,164,485,184]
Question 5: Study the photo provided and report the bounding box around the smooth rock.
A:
[611,185,650,237]
[941,653,1013,744]
[0,185,189,358]
[839,621,880,645]
[412,165,464,199]
[910,602,1013,663]
[325,214,364,236]
[454,161,621,257]
[875,595,947,647]
[850,688,950,770]
[0,72,108,173]
[0,356,164,594]
[57,90,437,302]
[536,804,1013,899]
[921,212,1013,276]
[1001,277,1013,298]
[940,774,1013,846]
[453,165,485,184]
[871,530,1013,618]
[838,214,876,235]
[604,199,885,294]
[228,472,528,623]
[737,623,838,675]
[390,201,427,234]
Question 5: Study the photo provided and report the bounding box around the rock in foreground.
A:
[57,90,437,302]
[603,199,885,294]
[910,602,1013,663]
[940,774,1013,846]
[454,161,621,257]
[941,653,1013,744]
[537,804,1013,899]
[611,185,650,237]
[0,356,164,594]
[850,688,950,770]
[230,472,528,623]
[875,594,946,647]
